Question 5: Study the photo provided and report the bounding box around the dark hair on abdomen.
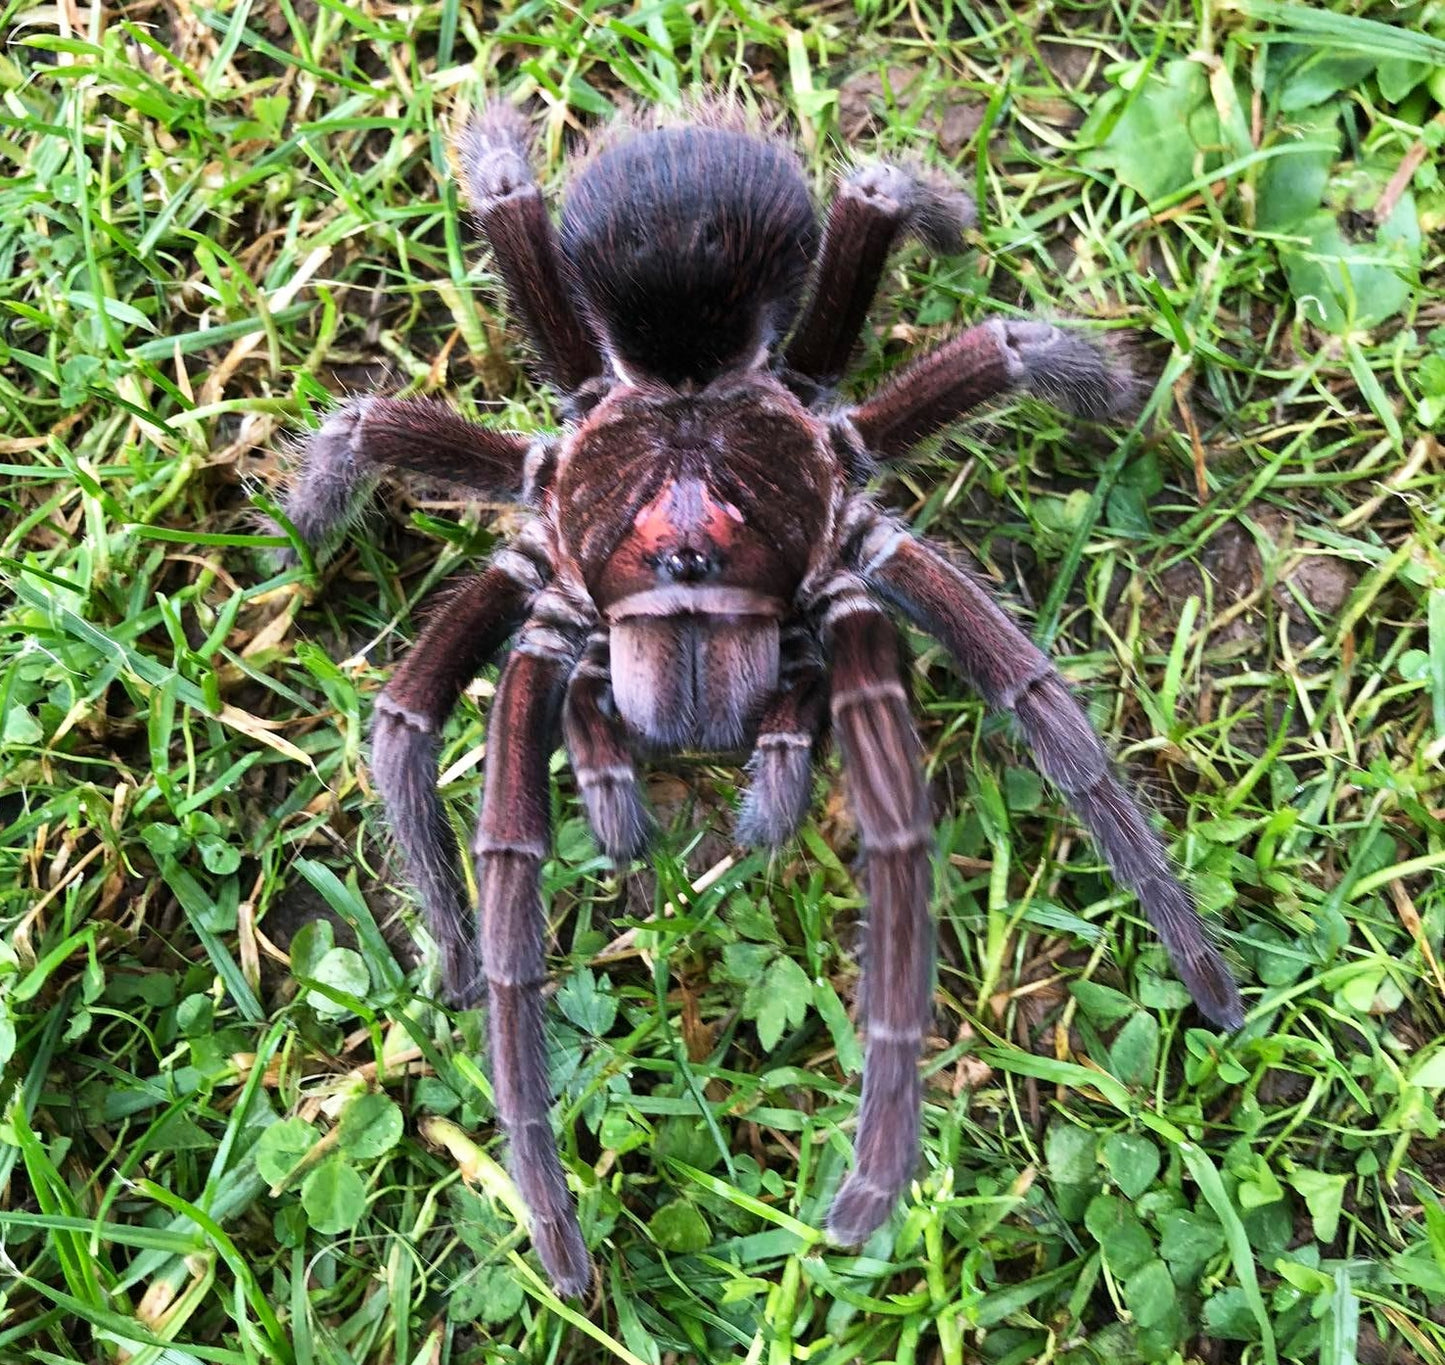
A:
[560,127,819,387]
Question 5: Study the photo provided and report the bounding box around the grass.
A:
[2,0,1443,1361]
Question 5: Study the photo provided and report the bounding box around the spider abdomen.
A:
[560,125,819,385]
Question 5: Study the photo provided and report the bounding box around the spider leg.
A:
[736,622,830,849]
[785,163,975,387]
[809,582,935,1246]
[370,524,552,1003]
[277,395,548,559]
[845,318,1136,460]
[848,507,1244,1030]
[475,594,593,1296]
[457,104,605,394]
[562,629,653,863]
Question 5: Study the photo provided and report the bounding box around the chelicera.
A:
[274,101,1243,1296]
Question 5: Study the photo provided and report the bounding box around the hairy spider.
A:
[274,101,1243,1297]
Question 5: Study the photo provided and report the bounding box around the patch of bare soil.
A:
[1357,1321,1426,1365]
[259,873,422,1010]
[1037,39,1097,91]
[1143,510,1361,656]
[836,68,985,158]
[1147,519,1262,651]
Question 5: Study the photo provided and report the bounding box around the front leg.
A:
[562,629,653,863]
[847,507,1244,1030]
[475,597,592,1296]
[736,621,829,849]
[810,581,936,1245]
[370,525,552,1002]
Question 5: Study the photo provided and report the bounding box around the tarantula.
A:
[274,101,1243,1297]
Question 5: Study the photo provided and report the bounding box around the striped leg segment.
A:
[846,318,1135,460]
[475,601,591,1296]
[370,534,550,1003]
[850,509,1243,1030]
[818,593,935,1244]
[736,623,829,849]
[785,162,974,387]
[562,630,653,863]
[457,104,605,394]
[277,395,543,558]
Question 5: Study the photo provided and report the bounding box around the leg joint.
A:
[576,763,638,788]
[475,835,548,859]
[862,825,934,856]
[755,731,814,751]
[832,680,908,709]
[373,694,436,734]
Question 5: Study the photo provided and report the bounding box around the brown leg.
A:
[562,630,653,862]
[846,318,1135,459]
[457,105,604,394]
[815,590,935,1245]
[736,622,829,849]
[370,529,551,1003]
[278,395,545,557]
[475,603,592,1296]
[848,508,1244,1030]
[785,162,974,386]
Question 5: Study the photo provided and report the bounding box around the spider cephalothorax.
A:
[276,100,1244,1297]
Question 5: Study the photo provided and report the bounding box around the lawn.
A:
[2,1,1444,1362]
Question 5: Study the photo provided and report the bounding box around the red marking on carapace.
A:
[631,477,744,557]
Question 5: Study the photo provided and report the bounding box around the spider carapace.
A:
[563,378,831,753]
[274,100,1244,1297]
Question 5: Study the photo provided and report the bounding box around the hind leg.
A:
[785,162,975,387]
[457,104,605,395]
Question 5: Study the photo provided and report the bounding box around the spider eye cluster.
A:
[559,127,820,387]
